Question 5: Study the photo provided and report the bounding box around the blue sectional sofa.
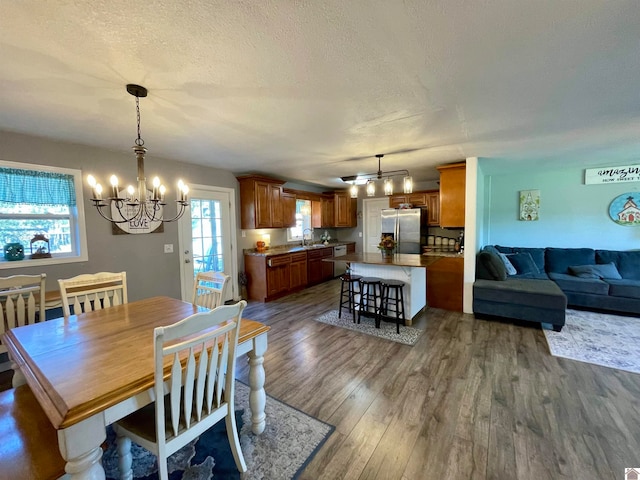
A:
[473,246,640,331]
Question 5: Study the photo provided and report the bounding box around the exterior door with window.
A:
[178,186,237,302]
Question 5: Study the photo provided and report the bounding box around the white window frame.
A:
[287,199,312,242]
[0,160,89,269]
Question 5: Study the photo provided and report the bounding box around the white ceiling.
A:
[1,1,639,189]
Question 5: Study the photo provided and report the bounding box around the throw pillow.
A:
[498,253,517,275]
[478,251,507,281]
[507,252,540,275]
[569,262,622,280]
[568,265,599,279]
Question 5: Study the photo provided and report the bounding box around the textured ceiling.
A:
[1,1,639,188]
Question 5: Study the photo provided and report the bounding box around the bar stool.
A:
[358,277,383,327]
[380,279,406,334]
[338,273,362,320]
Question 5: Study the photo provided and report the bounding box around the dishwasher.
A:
[333,244,348,276]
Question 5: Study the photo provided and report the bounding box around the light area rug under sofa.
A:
[543,309,640,374]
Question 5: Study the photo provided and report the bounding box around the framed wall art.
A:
[519,190,540,221]
[609,192,640,226]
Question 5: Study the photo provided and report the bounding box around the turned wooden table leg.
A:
[247,334,268,434]
[57,415,107,480]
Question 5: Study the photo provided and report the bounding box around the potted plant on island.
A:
[378,235,396,259]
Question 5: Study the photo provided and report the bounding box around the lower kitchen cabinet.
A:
[289,252,308,290]
[307,246,334,286]
[245,253,289,302]
[245,251,309,302]
[426,256,464,312]
[266,256,290,298]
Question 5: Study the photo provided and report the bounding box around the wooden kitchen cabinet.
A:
[389,192,428,208]
[282,191,296,227]
[307,246,334,285]
[311,200,322,228]
[270,184,284,228]
[237,175,286,229]
[426,190,440,226]
[289,251,308,290]
[427,256,463,311]
[321,194,334,227]
[245,253,291,302]
[437,162,466,228]
[334,191,356,227]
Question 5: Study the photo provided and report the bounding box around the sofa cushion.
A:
[596,250,640,280]
[507,252,540,276]
[477,250,507,281]
[545,247,595,274]
[568,262,622,280]
[548,272,610,295]
[605,279,640,299]
[473,278,566,309]
[495,246,545,272]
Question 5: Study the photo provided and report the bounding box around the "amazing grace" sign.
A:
[584,164,640,185]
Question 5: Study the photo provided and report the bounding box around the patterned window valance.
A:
[0,167,76,206]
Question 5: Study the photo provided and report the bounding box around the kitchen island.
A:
[325,253,441,325]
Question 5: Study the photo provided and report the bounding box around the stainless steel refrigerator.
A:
[381,208,428,254]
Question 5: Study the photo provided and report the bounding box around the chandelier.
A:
[86,84,189,226]
[341,154,413,198]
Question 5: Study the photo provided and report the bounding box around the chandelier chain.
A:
[135,96,144,147]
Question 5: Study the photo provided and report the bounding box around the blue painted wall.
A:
[480,162,640,250]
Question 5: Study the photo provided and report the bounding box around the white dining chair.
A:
[58,271,128,317]
[0,274,46,356]
[192,271,231,309]
[114,300,248,480]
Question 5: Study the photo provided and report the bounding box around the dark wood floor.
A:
[237,279,640,480]
[2,279,639,479]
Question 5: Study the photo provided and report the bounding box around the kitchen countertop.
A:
[324,252,441,268]
[244,241,355,257]
[422,248,465,258]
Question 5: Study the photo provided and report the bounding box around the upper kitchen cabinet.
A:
[426,190,440,226]
[237,175,286,229]
[321,193,334,227]
[281,191,296,227]
[389,192,428,208]
[437,162,466,228]
[334,191,357,227]
[389,190,439,225]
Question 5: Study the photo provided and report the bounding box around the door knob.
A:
[185,259,191,263]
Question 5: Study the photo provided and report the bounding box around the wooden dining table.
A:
[3,296,270,480]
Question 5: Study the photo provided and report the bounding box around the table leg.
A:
[57,415,107,480]
[114,424,133,480]
[247,334,268,434]
[9,356,26,388]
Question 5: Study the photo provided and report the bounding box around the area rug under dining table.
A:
[103,382,334,479]
[543,309,640,374]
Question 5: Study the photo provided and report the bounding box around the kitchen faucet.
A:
[302,228,313,246]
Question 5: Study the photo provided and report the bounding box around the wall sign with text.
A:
[111,189,164,235]
[585,164,640,185]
